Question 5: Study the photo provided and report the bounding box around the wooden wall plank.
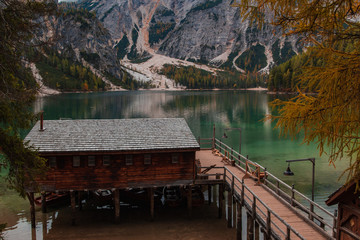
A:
[36,151,196,191]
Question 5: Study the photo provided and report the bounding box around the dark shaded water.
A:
[1,90,347,239]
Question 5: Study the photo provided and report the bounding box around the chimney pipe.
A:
[40,111,44,131]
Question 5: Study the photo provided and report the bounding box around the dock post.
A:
[78,191,82,211]
[291,184,295,207]
[32,227,36,240]
[208,185,212,205]
[28,192,36,228]
[233,196,236,230]
[247,211,254,240]
[187,185,192,218]
[227,190,232,228]
[251,196,257,240]
[236,200,242,240]
[42,208,47,237]
[255,220,260,240]
[333,209,338,238]
[286,227,291,240]
[70,190,76,226]
[231,175,235,226]
[149,187,154,221]
[265,210,271,240]
[213,184,217,207]
[212,124,215,149]
[114,189,120,223]
[241,179,245,206]
[41,192,47,213]
[218,183,223,219]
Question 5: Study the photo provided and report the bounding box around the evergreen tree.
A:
[0,0,56,196]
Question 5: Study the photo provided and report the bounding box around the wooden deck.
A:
[196,150,329,240]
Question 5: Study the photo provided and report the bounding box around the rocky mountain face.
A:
[55,11,120,78]
[40,7,124,90]
[79,0,302,73]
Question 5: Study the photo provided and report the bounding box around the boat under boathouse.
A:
[24,118,200,226]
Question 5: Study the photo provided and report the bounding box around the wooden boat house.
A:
[326,180,360,240]
[24,118,200,226]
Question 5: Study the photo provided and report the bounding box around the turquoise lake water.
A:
[1,90,347,239]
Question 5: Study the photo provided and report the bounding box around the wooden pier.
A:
[24,118,338,239]
[195,138,337,240]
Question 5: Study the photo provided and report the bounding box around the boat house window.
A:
[171,154,179,164]
[126,155,133,166]
[103,156,110,166]
[88,156,96,167]
[144,154,151,165]
[73,156,80,167]
[49,157,56,168]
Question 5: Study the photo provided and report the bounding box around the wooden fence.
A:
[197,137,337,239]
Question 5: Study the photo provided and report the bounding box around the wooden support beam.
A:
[227,190,232,228]
[187,185,192,218]
[255,220,260,240]
[247,211,254,240]
[114,189,120,223]
[333,209,338,239]
[265,210,271,240]
[231,176,235,227]
[241,180,245,206]
[70,191,76,226]
[42,209,47,237]
[251,196,257,240]
[233,196,236,230]
[208,185,212,205]
[149,187,154,221]
[78,191,82,211]
[32,227,36,240]
[41,192,47,213]
[218,184,223,219]
[29,192,36,228]
[286,227,291,240]
[212,124,215,149]
[236,200,242,240]
[213,184,217,207]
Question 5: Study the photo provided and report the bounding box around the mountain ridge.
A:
[79,0,302,71]
[32,0,304,92]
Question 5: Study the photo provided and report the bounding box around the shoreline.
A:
[37,86,270,97]
[37,86,313,97]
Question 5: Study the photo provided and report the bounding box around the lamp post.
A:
[222,128,242,154]
[283,158,316,202]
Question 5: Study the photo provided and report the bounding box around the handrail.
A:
[198,137,213,149]
[225,166,306,239]
[266,178,333,230]
[198,166,224,169]
[209,137,336,236]
[263,171,335,229]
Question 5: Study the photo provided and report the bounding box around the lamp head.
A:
[283,163,294,176]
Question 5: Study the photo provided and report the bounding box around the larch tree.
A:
[0,0,56,197]
[232,0,360,187]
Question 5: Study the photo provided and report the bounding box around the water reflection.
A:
[36,91,271,131]
[1,90,347,239]
[34,91,346,197]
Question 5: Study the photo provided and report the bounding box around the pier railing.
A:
[198,137,336,238]
[223,167,306,240]
[196,166,225,184]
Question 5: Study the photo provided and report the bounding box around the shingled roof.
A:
[25,118,200,153]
